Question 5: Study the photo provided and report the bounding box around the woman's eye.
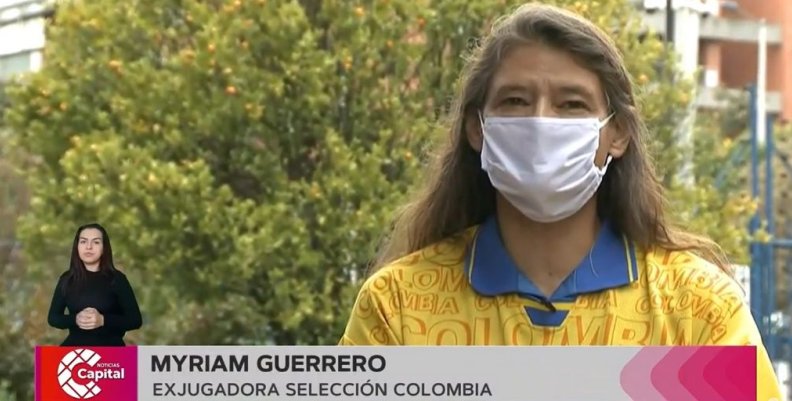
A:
[503,97,529,106]
[561,100,588,110]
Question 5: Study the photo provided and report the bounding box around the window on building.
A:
[0,51,31,81]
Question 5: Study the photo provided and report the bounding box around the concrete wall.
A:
[636,0,787,117]
[716,0,792,121]
[0,0,46,80]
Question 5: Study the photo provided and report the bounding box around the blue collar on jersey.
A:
[464,215,639,302]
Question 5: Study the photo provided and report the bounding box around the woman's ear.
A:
[607,131,630,159]
[466,113,484,152]
[606,112,631,159]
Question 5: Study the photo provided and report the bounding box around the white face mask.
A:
[479,113,614,223]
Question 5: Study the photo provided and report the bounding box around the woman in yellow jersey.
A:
[339,2,781,399]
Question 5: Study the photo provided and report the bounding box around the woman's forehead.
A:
[79,228,103,239]
[488,44,604,101]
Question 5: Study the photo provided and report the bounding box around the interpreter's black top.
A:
[47,269,142,346]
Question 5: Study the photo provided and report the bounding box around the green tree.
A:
[0,81,35,401]
[768,122,792,310]
[0,381,16,401]
[1,0,754,399]
[5,0,430,351]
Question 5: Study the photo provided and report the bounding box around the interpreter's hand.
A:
[76,307,105,330]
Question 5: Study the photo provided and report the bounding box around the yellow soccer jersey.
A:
[340,217,782,401]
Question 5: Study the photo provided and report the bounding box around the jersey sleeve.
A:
[339,270,402,346]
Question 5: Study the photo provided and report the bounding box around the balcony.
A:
[638,10,783,45]
[0,0,52,28]
[696,86,782,114]
[630,0,784,45]
[0,0,47,61]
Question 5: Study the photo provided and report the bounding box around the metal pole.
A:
[749,84,764,333]
[771,239,792,248]
[765,113,777,360]
[757,19,767,146]
[666,0,675,44]
[756,18,770,348]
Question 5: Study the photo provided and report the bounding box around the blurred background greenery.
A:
[0,0,764,399]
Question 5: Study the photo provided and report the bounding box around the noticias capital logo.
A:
[57,349,126,399]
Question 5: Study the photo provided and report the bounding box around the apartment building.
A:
[0,0,49,82]
[2,0,788,115]
[637,0,789,120]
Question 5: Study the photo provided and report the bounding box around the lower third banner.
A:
[35,345,756,401]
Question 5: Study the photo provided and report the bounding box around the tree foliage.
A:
[0,0,755,398]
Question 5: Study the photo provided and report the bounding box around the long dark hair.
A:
[370,3,729,273]
[62,223,118,295]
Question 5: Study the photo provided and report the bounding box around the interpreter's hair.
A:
[369,3,730,274]
[63,223,118,295]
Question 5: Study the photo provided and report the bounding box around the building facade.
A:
[637,0,789,120]
[0,0,49,81]
[1,0,789,118]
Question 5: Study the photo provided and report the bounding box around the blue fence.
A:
[747,84,791,368]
